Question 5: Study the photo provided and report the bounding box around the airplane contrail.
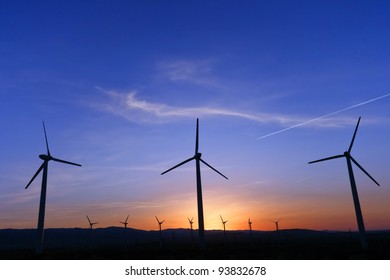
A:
[257,93,390,140]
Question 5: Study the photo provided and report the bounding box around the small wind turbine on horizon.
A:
[188,217,195,247]
[161,118,228,250]
[155,216,165,248]
[220,215,228,246]
[308,116,380,250]
[87,215,99,229]
[25,122,81,254]
[270,218,281,245]
[120,215,130,249]
[86,215,98,248]
[248,218,253,244]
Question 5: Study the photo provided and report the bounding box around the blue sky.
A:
[1,0,390,231]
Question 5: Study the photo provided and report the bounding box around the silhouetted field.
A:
[1,228,390,260]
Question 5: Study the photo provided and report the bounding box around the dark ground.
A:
[1,227,390,260]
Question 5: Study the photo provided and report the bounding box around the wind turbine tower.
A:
[25,122,81,254]
[309,117,380,250]
[161,118,228,250]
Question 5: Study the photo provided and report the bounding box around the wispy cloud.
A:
[95,87,359,127]
[158,59,224,90]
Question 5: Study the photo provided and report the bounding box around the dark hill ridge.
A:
[1,228,390,259]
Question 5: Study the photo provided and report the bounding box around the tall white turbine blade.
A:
[200,159,228,180]
[195,118,199,154]
[42,122,51,156]
[350,156,380,186]
[348,117,361,153]
[25,162,45,189]
[52,157,82,166]
[161,156,194,175]
[308,154,344,164]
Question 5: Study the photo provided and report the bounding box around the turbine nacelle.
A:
[39,154,52,161]
[195,152,202,159]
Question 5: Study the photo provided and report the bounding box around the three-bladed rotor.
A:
[308,117,379,186]
[25,122,81,189]
[161,118,228,179]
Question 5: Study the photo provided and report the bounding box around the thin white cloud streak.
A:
[257,93,390,139]
[96,87,362,128]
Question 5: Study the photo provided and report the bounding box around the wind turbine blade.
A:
[155,216,160,223]
[200,159,228,180]
[125,215,129,223]
[25,162,45,189]
[86,216,91,224]
[42,122,51,156]
[195,118,199,154]
[220,215,223,222]
[161,157,194,175]
[350,156,380,186]
[52,157,82,166]
[308,154,344,164]
[348,117,361,153]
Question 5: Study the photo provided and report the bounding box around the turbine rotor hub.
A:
[39,154,52,161]
[195,152,202,159]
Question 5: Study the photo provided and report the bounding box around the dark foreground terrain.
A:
[1,227,390,260]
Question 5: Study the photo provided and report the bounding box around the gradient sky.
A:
[1,1,390,232]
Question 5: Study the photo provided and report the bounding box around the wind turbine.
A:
[155,216,165,248]
[161,118,228,250]
[220,215,228,246]
[308,116,380,250]
[248,218,253,244]
[87,215,99,229]
[86,215,98,248]
[120,215,130,248]
[188,217,195,247]
[25,122,81,254]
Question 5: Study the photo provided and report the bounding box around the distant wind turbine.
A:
[188,217,195,247]
[220,215,228,246]
[120,215,130,248]
[86,215,98,248]
[155,216,165,248]
[25,122,81,254]
[248,218,253,231]
[309,116,380,250]
[161,118,228,250]
[87,215,99,229]
[248,218,253,243]
[270,218,281,245]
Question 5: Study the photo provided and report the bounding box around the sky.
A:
[1,0,390,232]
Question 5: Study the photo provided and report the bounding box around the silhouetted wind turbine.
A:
[188,217,195,247]
[155,216,165,248]
[220,215,228,246]
[270,218,281,245]
[25,122,81,254]
[161,118,228,250]
[309,116,379,250]
[86,215,98,248]
[120,215,130,248]
[87,215,98,229]
[248,218,253,243]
